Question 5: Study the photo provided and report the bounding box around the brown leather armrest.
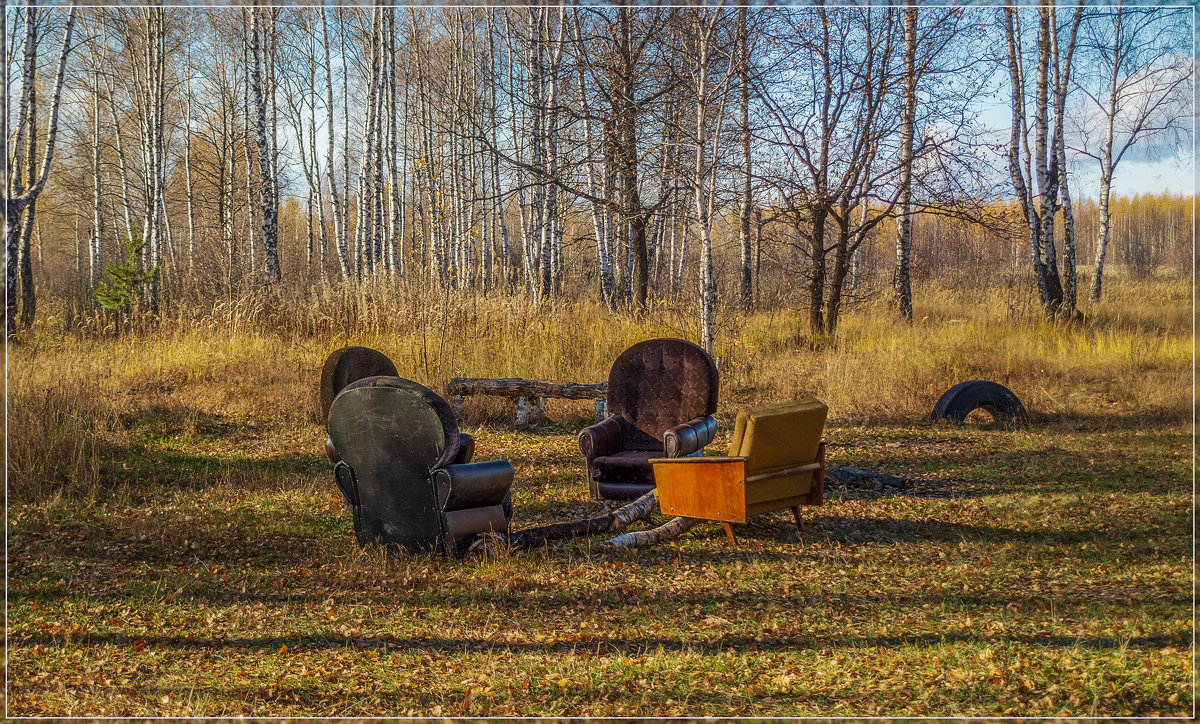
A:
[663,416,717,457]
[578,415,625,461]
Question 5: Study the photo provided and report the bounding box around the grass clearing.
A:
[5,279,1193,716]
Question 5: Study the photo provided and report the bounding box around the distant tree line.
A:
[5,3,1193,345]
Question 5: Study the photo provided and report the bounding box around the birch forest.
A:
[5,4,1193,344]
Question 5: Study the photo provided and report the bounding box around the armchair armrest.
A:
[663,416,717,457]
[433,461,515,554]
[648,455,747,465]
[452,433,476,465]
[432,460,515,512]
[578,414,625,461]
[649,456,749,523]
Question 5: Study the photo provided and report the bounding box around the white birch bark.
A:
[690,9,727,356]
[320,9,350,281]
[98,38,134,243]
[386,8,402,277]
[1052,7,1082,312]
[6,2,76,330]
[1034,7,1064,309]
[1003,8,1052,313]
[241,19,258,279]
[1091,41,1119,305]
[250,8,280,284]
[183,45,197,273]
[892,5,917,321]
[90,51,104,284]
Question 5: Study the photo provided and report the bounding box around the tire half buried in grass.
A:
[931,379,1026,425]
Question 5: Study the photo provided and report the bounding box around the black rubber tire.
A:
[931,380,1026,425]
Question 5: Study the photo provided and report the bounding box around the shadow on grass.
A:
[10,506,1161,570]
[10,626,1187,656]
[9,494,1180,573]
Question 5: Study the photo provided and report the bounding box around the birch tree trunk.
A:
[88,27,104,286]
[17,27,40,328]
[241,18,258,280]
[1089,8,1123,304]
[690,9,728,356]
[99,39,134,243]
[605,516,702,549]
[310,41,328,280]
[539,8,566,303]
[1004,8,1056,316]
[487,12,511,292]
[737,6,753,309]
[250,7,281,284]
[1052,7,1082,313]
[892,5,917,322]
[321,9,350,281]
[182,45,197,274]
[6,2,77,331]
[386,8,402,277]
[1033,7,1064,311]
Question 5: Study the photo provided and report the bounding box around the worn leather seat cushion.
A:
[596,481,655,501]
[590,449,663,484]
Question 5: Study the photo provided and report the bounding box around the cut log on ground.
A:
[826,466,911,491]
[448,377,608,400]
[473,491,656,552]
[604,516,702,549]
[448,377,609,424]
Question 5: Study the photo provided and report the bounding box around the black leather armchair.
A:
[320,349,514,557]
[579,338,719,500]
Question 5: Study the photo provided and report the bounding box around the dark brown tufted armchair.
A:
[579,338,719,500]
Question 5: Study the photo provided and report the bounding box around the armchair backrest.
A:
[729,399,827,487]
[320,346,399,424]
[607,338,719,440]
[330,376,463,472]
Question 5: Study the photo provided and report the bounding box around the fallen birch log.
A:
[604,516,702,549]
[447,377,609,423]
[448,377,608,400]
[473,491,656,552]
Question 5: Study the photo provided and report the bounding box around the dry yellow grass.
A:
[6,276,1190,502]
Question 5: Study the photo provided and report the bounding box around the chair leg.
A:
[722,522,737,546]
[792,505,804,531]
